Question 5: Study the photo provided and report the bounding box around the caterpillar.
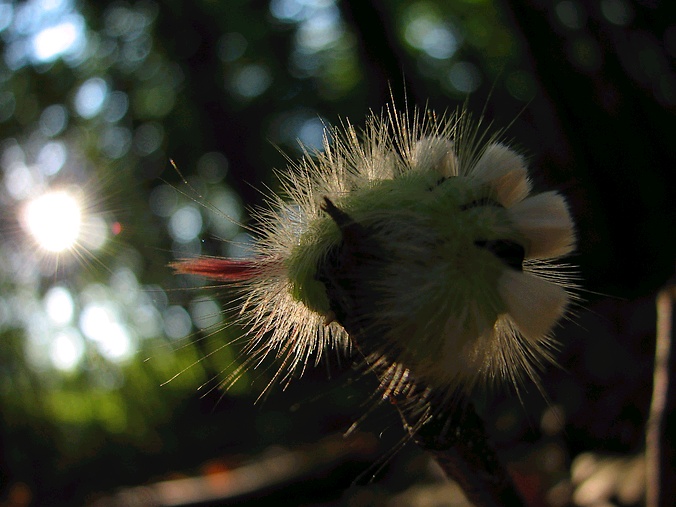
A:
[171,104,577,409]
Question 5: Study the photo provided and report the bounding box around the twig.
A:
[646,283,676,507]
[392,385,526,507]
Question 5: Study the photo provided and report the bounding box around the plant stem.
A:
[393,385,526,507]
[646,284,676,507]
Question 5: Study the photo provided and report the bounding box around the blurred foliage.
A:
[0,0,673,505]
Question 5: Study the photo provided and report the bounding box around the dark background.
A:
[0,0,673,505]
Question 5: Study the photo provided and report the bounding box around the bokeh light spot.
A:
[149,184,178,218]
[218,32,247,62]
[44,286,74,326]
[208,189,242,240]
[133,122,164,156]
[37,141,67,176]
[447,61,481,93]
[404,9,457,60]
[555,1,586,30]
[79,302,133,361]
[5,163,34,200]
[32,16,82,62]
[103,91,129,123]
[190,298,222,329]
[270,0,305,22]
[163,305,192,339]
[298,117,326,151]
[168,205,202,243]
[601,0,633,26]
[0,3,13,33]
[231,64,272,98]
[74,77,108,119]
[39,104,68,137]
[50,328,84,371]
[99,126,132,159]
[197,152,228,183]
[297,6,342,52]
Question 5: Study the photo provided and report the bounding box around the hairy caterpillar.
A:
[171,105,577,410]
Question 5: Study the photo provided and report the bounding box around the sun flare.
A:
[25,190,82,252]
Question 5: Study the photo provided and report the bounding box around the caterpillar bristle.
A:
[498,269,570,342]
[489,168,532,208]
[472,143,532,206]
[411,136,458,177]
[509,191,576,259]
